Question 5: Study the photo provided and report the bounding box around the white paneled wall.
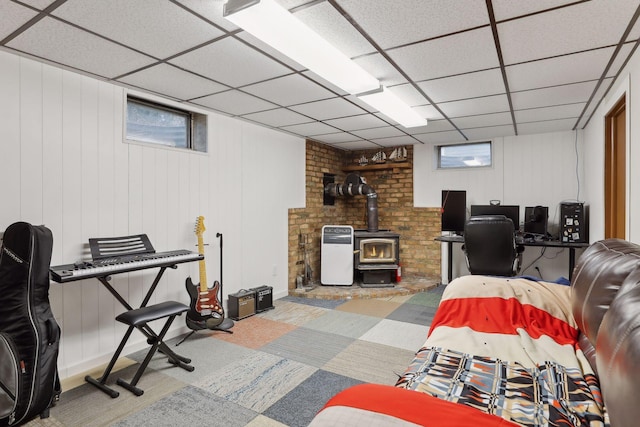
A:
[414,130,584,282]
[0,51,305,378]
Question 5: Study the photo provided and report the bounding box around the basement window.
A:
[437,141,491,169]
[126,96,207,152]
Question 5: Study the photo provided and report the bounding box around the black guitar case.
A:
[0,222,61,426]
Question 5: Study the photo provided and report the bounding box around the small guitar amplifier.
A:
[251,285,274,313]
[228,289,256,320]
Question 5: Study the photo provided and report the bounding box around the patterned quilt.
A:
[395,276,608,427]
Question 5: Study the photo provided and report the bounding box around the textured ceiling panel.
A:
[0,2,38,40]
[7,17,156,78]
[169,37,291,87]
[52,0,224,59]
[337,0,490,49]
[2,0,638,150]
[118,63,228,101]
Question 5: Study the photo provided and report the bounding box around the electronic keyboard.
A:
[50,249,203,283]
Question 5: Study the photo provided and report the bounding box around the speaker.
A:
[251,285,274,313]
[228,289,256,320]
[560,202,588,243]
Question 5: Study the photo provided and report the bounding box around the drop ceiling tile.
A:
[170,37,291,88]
[413,130,466,145]
[174,0,236,32]
[462,125,515,140]
[289,98,366,121]
[312,132,362,144]
[498,0,640,64]
[515,103,585,123]
[192,90,277,116]
[242,74,335,106]
[408,119,455,134]
[323,113,389,131]
[329,140,381,150]
[511,81,596,110]
[18,0,57,9]
[118,63,228,100]
[388,27,500,82]
[506,48,614,91]
[300,69,348,95]
[351,126,405,139]
[280,121,339,137]
[413,104,445,121]
[438,94,510,118]
[52,0,224,59]
[390,83,431,107]
[7,17,155,78]
[418,69,505,103]
[492,0,580,21]
[607,43,634,78]
[337,0,489,49]
[517,118,577,135]
[369,135,419,147]
[237,31,309,72]
[0,2,38,40]
[353,53,408,87]
[453,112,513,129]
[626,13,640,42]
[294,2,376,58]
[242,108,311,127]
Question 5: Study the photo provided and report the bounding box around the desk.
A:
[435,235,588,284]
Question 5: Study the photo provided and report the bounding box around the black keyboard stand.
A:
[84,266,194,397]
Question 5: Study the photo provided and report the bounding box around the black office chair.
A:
[463,215,524,276]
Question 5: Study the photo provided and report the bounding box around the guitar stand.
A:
[176,231,235,347]
[175,316,234,346]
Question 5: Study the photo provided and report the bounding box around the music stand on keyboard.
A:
[89,234,155,261]
[51,233,200,397]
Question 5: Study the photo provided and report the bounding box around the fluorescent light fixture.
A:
[223,0,379,95]
[357,86,428,128]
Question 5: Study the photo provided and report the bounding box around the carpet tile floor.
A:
[29,284,445,427]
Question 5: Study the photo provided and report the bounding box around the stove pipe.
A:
[324,173,379,232]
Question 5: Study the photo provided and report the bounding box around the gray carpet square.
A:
[263,369,363,427]
[194,351,317,413]
[406,285,447,307]
[386,302,438,325]
[322,339,416,384]
[260,327,354,367]
[50,364,186,426]
[302,310,381,338]
[126,335,255,383]
[113,385,258,427]
[257,300,329,326]
[279,296,347,309]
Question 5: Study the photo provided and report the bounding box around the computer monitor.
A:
[524,206,548,237]
[470,204,520,231]
[441,190,466,234]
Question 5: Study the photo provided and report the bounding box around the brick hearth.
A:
[291,277,440,300]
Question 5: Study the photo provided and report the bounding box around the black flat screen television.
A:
[470,204,520,231]
[441,190,466,234]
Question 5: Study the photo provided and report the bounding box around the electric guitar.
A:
[185,216,224,327]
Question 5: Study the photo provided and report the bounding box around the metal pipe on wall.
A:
[324,173,379,232]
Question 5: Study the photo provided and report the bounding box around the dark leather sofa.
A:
[571,238,640,427]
